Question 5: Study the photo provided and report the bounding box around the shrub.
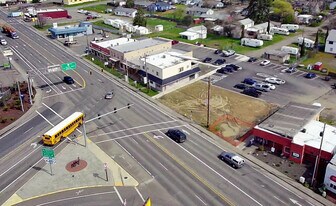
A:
[15,100,20,106]
[3,106,8,111]
[10,117,15,121]
[259,145,265,151]
[1,118,7,123]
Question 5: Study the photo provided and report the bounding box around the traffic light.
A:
[114,107,117,113]
[127,103,130,109]
[98,114,101,119]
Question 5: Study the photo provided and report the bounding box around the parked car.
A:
[253,83,271,92]
[171,40,179,45]
[234,84,249,90]
[248,57,257,62]
[285,67,297,73]
[214,49,222,54]
[217,67,233,74]
[203,57,212,63]
[63,76,74,84]
[242,78,257,85]
[260,60,271,66]
[226,64,242,71]
[265,77,286,85]
[213,59,226,65]
[242,88,262,98]
[222,49,235,57]
[218,152,245,168]
[305,72,317,79]
[105,91,114,99]
[166,129,186,143]
[262,83,276,90]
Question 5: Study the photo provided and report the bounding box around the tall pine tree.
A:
[246,0,272,24]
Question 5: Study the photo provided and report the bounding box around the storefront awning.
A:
[109,57,120,62]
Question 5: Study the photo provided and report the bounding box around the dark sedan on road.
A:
[305,73,317,79]
[166,129,186,143]
[63,76,74,84]
[203,57,212,63]
[213,59,226,65]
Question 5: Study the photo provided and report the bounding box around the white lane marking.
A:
[290,198,302,206]
[175,129,262,205]
[42,87,85,99]
[0,116,35,140]
[94,125,187,144]
[134,187,145,202]
[159,162,168,171]
[273,196,286,204]
[98,79,103,83]
[83,70,89,73]
[36,110,54,126]
[114,186,124,205]
[195,194,207,205]
[296,72,306,77]
[35,191,116,206]
[182,129,190,135]
[23,127,33,134]
[42,102,64,119]
[132,138,139,144]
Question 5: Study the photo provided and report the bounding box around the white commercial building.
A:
[325,155,336,194]
[325,29,336,54]
[179,25,207,40]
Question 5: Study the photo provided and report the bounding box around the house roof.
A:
[92,37,136,48]
[238,18,254,25]
[188,25,207,32]
[138,67,200,86]
[327,29,336,42]
[114,7,137,13]
[134,0,152,6]
[48,26,87,35]
[258,102,324,139]
[145,52,187,69]
[253,22,273,30]
[155,2,170,6]
[264,50,289,57]
[112,38,167,53]
[187,7,212,12]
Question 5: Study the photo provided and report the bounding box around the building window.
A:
[156,71,159,76]
[179,67,184,72]
[284,147,290,153]
[329,41,333,44]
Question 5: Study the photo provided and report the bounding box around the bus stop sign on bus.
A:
[42,148,55,159]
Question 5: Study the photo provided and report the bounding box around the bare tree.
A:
[37,14,47,28]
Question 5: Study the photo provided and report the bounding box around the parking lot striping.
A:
[134,187,145,202]
[36,110,55,127]
[90,120,179,137]
[296,72,306,77]
[34,191,117,206]
[94,125,187,144]
[273,196,286,204]
[163,131,262,206]
[114,186,125,205]
[159,162,169,171]
[23,127,34,134]
[195,194,207,205]
[42,103,64,119]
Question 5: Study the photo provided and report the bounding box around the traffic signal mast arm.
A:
[85,104,133,123]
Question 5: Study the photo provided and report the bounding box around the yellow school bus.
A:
[43,112,84,145]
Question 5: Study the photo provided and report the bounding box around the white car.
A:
[260,60,271,66]
[262,82,276,90]
[265,77,286,85]
[253,83,271,92]
[222,50,235,57]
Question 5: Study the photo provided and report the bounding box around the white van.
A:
[281,24,299,31]
[270,27,290,35]
[241,38,263,47]
[257,33,273,41]
[281,46,299,55]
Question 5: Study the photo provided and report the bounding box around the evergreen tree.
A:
[300,38,306,57]
[314,30,319,51]
[267,19,271,33]
[241,25,245,39]
[246,0,272,24]
[126,0,134,8]
[133,9,146,27]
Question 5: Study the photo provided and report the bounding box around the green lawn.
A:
[64,0,105,8]
[154,4,187,20]
[80,4,109,13]
[301,52,336,73]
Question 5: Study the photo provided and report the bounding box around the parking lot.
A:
[173,42,333,106]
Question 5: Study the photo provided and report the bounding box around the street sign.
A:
[42,148,55,159]
[47,65,61,73]
[61,62,76,71]
[44,158,56,164]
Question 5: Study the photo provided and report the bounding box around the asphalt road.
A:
[0,10,327,206]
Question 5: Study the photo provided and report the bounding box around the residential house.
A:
[179,25,207,40]
[148,2,172,12]
[263,50,290,63]
[134,0,152,8]
[107,0,126,7]
[114,7,137,18]
[325,29,336,54]
[63,0,95,5]
[205,0,224,9]
[238,18,254,30]
[180,0,202,6]
[246,22,273,36]
[330,1,336,10]
[296,14,313,24]
[187,7,214,16]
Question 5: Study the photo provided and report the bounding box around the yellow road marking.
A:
[144,133,235,206]
[62,69,86,89]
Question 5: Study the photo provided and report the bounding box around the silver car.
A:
[105,91,114,99]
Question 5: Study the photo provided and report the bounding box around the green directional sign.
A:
[42,148,55,159]
[61,62,76,71]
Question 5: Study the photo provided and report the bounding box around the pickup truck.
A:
[64,40,78,46]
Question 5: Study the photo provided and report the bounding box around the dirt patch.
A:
[0,82,35,130]
[159,81,277,144]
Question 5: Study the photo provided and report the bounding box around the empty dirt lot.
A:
[159,81,277,145]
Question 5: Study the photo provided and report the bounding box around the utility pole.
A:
[206,77,211,128]
[311,123,326,187]
[27,73,33,105]
[82,120,87,147]
[144,54,149,91]
[17,81,24,112]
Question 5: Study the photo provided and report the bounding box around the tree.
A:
[133,9,146,27]
[37,14,47,28]
[314,30,319,51]
[246,0,272,24]
[182,15,193,27]
[240,25,245,39]
[172,8,185,21]
[272,0,295,23]
[126,0,134,8]
[267,19,271,33]
[32,0,40,3]
[325,28,329,44]
[300,38,306,57]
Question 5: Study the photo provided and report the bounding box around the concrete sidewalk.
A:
[3,136,138,206]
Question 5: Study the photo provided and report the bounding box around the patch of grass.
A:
[80,4,109,13]
[92,20,119,31]
[155,5,187,20]
[301,52,336,73]
[63,0,105,8]
[320,117,336,126]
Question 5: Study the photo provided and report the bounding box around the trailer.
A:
[281,46,299,55]
[270,27,289,35]
[241,38,263,47]
[280,24,299,31]
[257,33,273,41]
[297,37,315,48]
[2,25,19,39]
[8,11,23,17]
